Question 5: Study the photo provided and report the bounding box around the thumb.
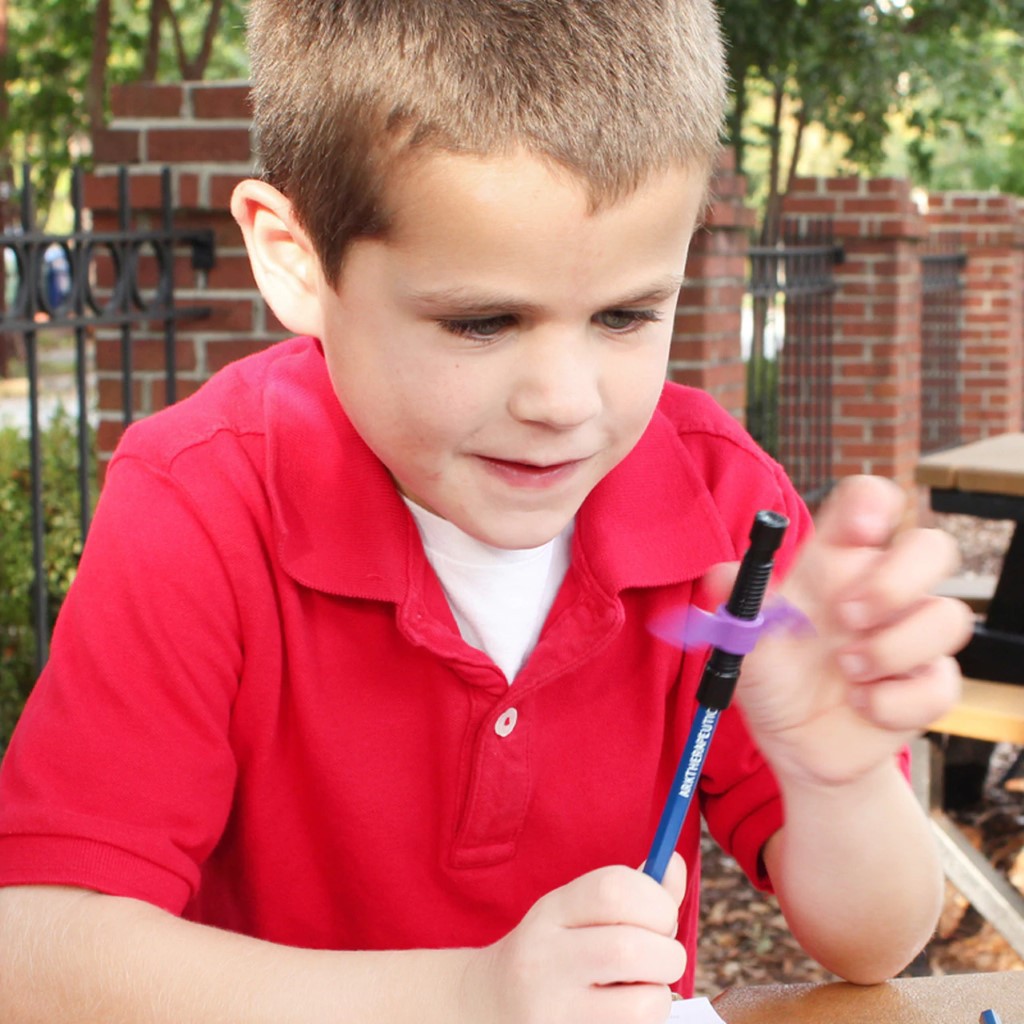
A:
[658,852,689,908]
[779,474,907,618]
[696,560,739,610]
[812,474,906,551]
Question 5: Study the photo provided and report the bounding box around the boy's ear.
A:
[230,179,324,338]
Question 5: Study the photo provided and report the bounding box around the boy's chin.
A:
[464,512,575,551]
[396,478,577,549]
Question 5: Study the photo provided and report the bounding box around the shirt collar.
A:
[265,339,414,601]
[575,403,736,590]
[265,338,736,600]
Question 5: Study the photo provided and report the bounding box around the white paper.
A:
[666,996,728,1023]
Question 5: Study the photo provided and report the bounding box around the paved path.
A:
[0,375,91,434]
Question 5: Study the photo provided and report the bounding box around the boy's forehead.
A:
[332,147,709,310]
[378,147,711,236]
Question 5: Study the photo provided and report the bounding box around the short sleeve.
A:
[698,704,783,890]
[0,454,244,911]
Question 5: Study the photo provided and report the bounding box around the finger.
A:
[570,925,687,987]
[579,983,675,1024]
[659,852,688,909]
[836,594,975,682]
[554,866,680,936]
[697,561,739,609]
[812,475,906,550]
[848,656,963,731]
[782,476,905,614]
[837,528,962,631]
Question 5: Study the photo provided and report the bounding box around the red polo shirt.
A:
[0,337,809,994]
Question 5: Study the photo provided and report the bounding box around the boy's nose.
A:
[506,334,603,430]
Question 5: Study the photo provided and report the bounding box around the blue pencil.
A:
[643,510,789,883]
[644,705,722,882]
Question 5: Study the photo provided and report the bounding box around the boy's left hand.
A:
[728,474,974,787]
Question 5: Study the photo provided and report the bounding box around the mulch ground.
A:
[692,510,1024,997]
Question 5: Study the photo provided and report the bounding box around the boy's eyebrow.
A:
[407,274,686,314]
[610,274,687,305]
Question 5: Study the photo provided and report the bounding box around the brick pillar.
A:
[926,192,1024,441]
[671,149,753,423]
[86,81,286,469]
[783,176,925,493]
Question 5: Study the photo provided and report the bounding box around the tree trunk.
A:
[0,0,8,140]
[142,0,166,81]
[164,2,189,79]
[0,0,12,376]
[731,70,748,178]
[183,0,226,80]
[785,103,808,196]
[760,78,786,247]
[85,0,113,138]
[165,0,226,81]
[747,80,786,453]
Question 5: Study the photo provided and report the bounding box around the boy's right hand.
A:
[461,853,687,1024]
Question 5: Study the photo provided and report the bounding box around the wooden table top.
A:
[916,433,1024,498]
[713,972,1024,1023]
[928,677,1024,743]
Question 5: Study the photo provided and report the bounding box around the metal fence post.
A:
[0,164,214,676]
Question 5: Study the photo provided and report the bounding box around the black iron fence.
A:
[0,165,214,674]
[920,248,967,455]
[746,221,843,507]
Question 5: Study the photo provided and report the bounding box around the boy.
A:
[0,1,971,1021]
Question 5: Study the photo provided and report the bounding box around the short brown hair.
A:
[248,0,727,280]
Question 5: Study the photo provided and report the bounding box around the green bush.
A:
[0,408,95,748]
[745,352,779,458]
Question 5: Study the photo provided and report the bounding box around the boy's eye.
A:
[595,308,663,332]
[438,315,515,341]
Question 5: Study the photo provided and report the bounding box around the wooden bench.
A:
[932,573,996,615]
[914,677,1024,958]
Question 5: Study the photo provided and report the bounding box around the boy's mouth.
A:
[478,455,584,487]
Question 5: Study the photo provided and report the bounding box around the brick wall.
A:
[86,81,287,465]
[926,192,1024,442]
[783,176,926,492]
[671,149,754,422]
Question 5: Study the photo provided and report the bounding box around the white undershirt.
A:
[403,499,573,684]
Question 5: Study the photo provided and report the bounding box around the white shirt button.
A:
[494,708,518,737]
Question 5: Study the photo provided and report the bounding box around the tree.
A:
[887,4,1024,194]
[87,0,233,137]
[719,0,1024,243]
[721,0,889,243]
[0,0,247,378]
[1,0,247,219]
[0,0,12,376]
